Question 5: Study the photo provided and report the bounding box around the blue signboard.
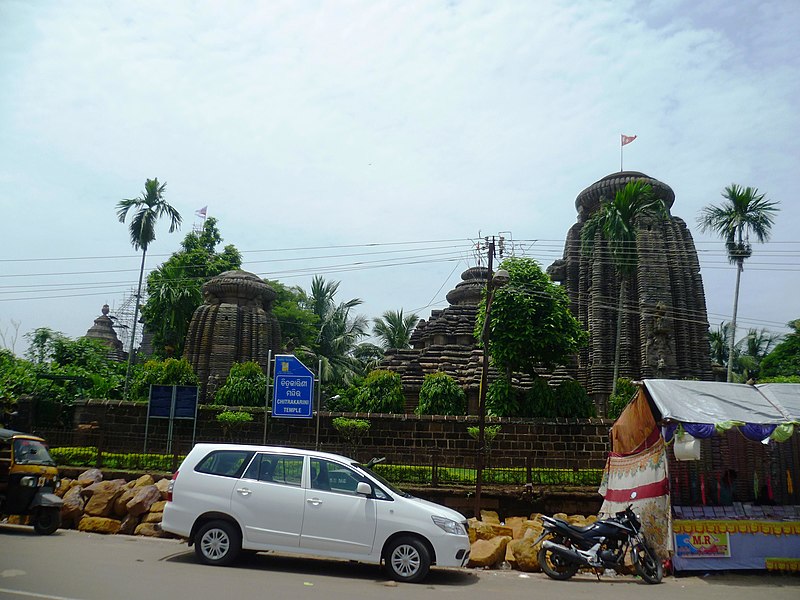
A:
[273,355,315,419]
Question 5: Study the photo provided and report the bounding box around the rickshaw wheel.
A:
[33,508,61,535]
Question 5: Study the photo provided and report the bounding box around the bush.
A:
[554,379,596,418]
[527,377,557,417]
[486,378,524,417]
[416,372,466,415]
[214,361,268,407]
[607,378,638,419]
[217,410,254,440]
[130,358,198,401]
[353,370,404,413]
[332,417,370,445]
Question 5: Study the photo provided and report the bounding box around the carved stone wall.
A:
[548,172,713,413]
[183,270,281,402]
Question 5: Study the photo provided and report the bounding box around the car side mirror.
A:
[356,482,372,496]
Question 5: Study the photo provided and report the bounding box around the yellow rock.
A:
[149,500,167,513]
[135,522,165,537]
[468,536,512,568]
[78,516,121,535]
[480,510,501,524]
[133,474,155,488]
[509,536,544,572]
[469,520,513,543]
[142,511,163,524]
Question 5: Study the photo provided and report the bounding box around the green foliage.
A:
[24,327,62,364]
[351,370,404,413]
[325,380,361,412]
[332,417,371,445]
[607,378,639,419]
[0,350,36,424]
[373,309,419,350]
[467,424,501,444]
[416,372,465,415]
[527,377,557,417]
[214,361,268,407]
[553,379,596,418]
[486,377,525,417]
[265,279,318,350]
[141,217,242,357]
[760,320,800,378]
[759,375,800,383]
[49,446,181,472]
[475,257,588,376]
[216,410,254,440]
[130,358,198,401]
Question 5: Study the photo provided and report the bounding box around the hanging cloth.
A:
[788,470,794,496]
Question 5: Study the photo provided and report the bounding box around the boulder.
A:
[55,478,73,498]
[468,520,513,544]
[468,536,512,568]
[77,468,103,487]
[155,478,171,499]
[135,522,165,537]
[118,514,140,535]
[508,535,544,572]
[149,500,167,513]
[480,510,501,524]
[61,485,85,527]
[132,474,155,488]
[126,485,161,517]
[113,488,138,517]
[504,516,527,539]
[78,516,121,535]
[84,480,125,517]
[142,511,163,524]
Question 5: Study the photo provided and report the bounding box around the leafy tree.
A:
[486,377,525,417]
[142,217,241,357]
[709,322,733,367]
[527,377,556,418]
[353,369,404,413]
[0,349,37,424]
[607,378,639,420]
[709,321,780,381]
[760,320,800,378]
[24,327,63,365]
[265,279,317,351]
[130,358,198,401]
[117,178,182,395]
[475,257,587,377]
[214,361,268,407]
[581,181,669,395]
[698,184,779,382]
[373,309,419,350]
[554,379,596,418]
[416,372,466,415]
[300,276,369,390]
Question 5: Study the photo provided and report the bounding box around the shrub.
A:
[607,378,638,419]
[554,379,596,418]
[486,377,523,417]
[214,361,268,407]
[216,410,254,440]
[467,424,501,445]
[130,358,198,401]
[527,377,557,417]
[416,372,466,415]
[353,370,404,413]
[332,417,370,445]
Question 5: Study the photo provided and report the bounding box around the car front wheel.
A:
[384,536,431,583]
[195,520,241,567]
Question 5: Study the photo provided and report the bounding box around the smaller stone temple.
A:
[84,304,125,361]
[183,270,282,402]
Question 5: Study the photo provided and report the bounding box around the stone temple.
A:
[547,171,713,412]
[183,270,281,402]
[84,304,125,361]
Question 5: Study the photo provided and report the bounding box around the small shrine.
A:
[84,304,125,361]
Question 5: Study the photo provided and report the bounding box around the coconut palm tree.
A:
[373,309,420,350]
[116,178,182,396]
[581,181,669,395]
[698,184,779,382]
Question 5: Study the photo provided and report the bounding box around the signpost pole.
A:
[315,359,322,450]
[264,350,272,445]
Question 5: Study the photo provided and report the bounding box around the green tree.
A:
[24,327,63,365]
[353,369,404,413]
[698,184,779,382]
[709,322,733,367]
[416,372,466,415]
[553,379,595,418]
[264,279,318,350]
[736,328,780,381]
[581,180,669,395]
[607,378,639,419]
[300,276,369,390]
[141,217,241,357]
[214,361,268,407]
[373,309,419,350]
[130,357,198,401]
[475,257,587,377]
[760,320,800,378]
[117,178,182,395]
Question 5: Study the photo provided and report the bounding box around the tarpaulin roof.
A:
[642,379,799,425]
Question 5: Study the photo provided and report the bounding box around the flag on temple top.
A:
[621,134,637,146]
[195,206,207,218]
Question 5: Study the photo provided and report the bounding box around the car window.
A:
[243,452,303,486]
[195,450,254,478]
[310,458,385,497]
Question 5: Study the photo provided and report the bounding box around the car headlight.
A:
[432,515,463,535]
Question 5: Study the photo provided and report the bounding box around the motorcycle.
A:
[534,504,663,584]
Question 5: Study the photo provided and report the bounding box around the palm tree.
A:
[301,276,369,388]
[373,309,420,350]
[698,184,779,382]
[116,178,182,396]
[581,181,669,395]
[709,322,733,367]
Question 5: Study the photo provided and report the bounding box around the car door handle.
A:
[236,487,252,496]
[306,498,322,506]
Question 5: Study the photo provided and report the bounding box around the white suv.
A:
[162,444,470,583]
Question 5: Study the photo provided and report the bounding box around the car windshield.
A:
[352,462,412,498]
[13,439,56,466]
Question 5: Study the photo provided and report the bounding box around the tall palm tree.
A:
[116,178,182,396]
[373,309,420,350]
[581,181,669,395]
[698,184,779,382]
[301,275,369,387]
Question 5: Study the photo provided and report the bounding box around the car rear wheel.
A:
[384,536,430,583]
[195,520,241,566]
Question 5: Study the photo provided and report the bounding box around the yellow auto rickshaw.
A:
[0,428,62,534]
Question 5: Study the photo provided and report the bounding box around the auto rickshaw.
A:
[0,428,62,534]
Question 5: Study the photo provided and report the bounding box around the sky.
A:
[1,0,798,355]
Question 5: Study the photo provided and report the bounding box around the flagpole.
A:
[620,134,623,172]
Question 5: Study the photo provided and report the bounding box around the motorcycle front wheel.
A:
[538,544,579,581]
[632,543,663,584]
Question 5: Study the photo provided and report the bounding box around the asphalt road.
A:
[1,524,798,600]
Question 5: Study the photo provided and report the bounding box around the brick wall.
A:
[69,399,612,470]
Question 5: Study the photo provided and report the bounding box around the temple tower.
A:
[547,171,713,413]
[183,270,281,402]
[84,304,125,361]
